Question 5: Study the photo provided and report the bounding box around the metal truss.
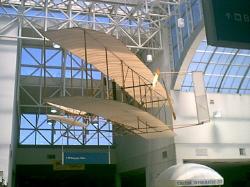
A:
[0,0,179,54]
[20,113,113,145]
[19,47,114,145]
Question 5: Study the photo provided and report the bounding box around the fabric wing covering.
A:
[43,28,169,107]
[46,96,174,139]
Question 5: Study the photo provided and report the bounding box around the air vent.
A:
[239,148,246,156]
[210,99,214,104]
[195,148,208,156]
[162,151,168,159]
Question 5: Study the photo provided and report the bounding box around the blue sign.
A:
[64,152,109,164]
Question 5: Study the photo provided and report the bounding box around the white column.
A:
[0,17,18,186]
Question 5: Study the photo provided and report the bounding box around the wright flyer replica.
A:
[44,28,175,139]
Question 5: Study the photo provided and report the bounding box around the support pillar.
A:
[0,17,18,187]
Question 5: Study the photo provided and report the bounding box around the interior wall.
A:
[172,91,250,163]
[0,17,18,186]
[116,135,176,187]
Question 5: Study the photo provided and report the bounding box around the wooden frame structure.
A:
[44,28,175,138]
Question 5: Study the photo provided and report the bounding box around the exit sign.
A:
[202,0,250,49]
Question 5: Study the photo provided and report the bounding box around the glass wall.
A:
[19,46,113,146]
[181,40,250,94]
[169,0,203,72]
[167,0,250,95]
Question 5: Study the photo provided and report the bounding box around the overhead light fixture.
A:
[52,43,60,48]
[146,54,153,63]
[51,108,57,113]
[177,18,185,28]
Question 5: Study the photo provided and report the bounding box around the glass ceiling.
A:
[181,40,250,94]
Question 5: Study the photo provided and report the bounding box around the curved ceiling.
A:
[174,27,250,95]
[180,39,250,94]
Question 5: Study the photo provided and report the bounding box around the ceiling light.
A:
[177,18,185,28]
[51,108,57,113]
[147,54,153,63]
[52,43,60,48]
